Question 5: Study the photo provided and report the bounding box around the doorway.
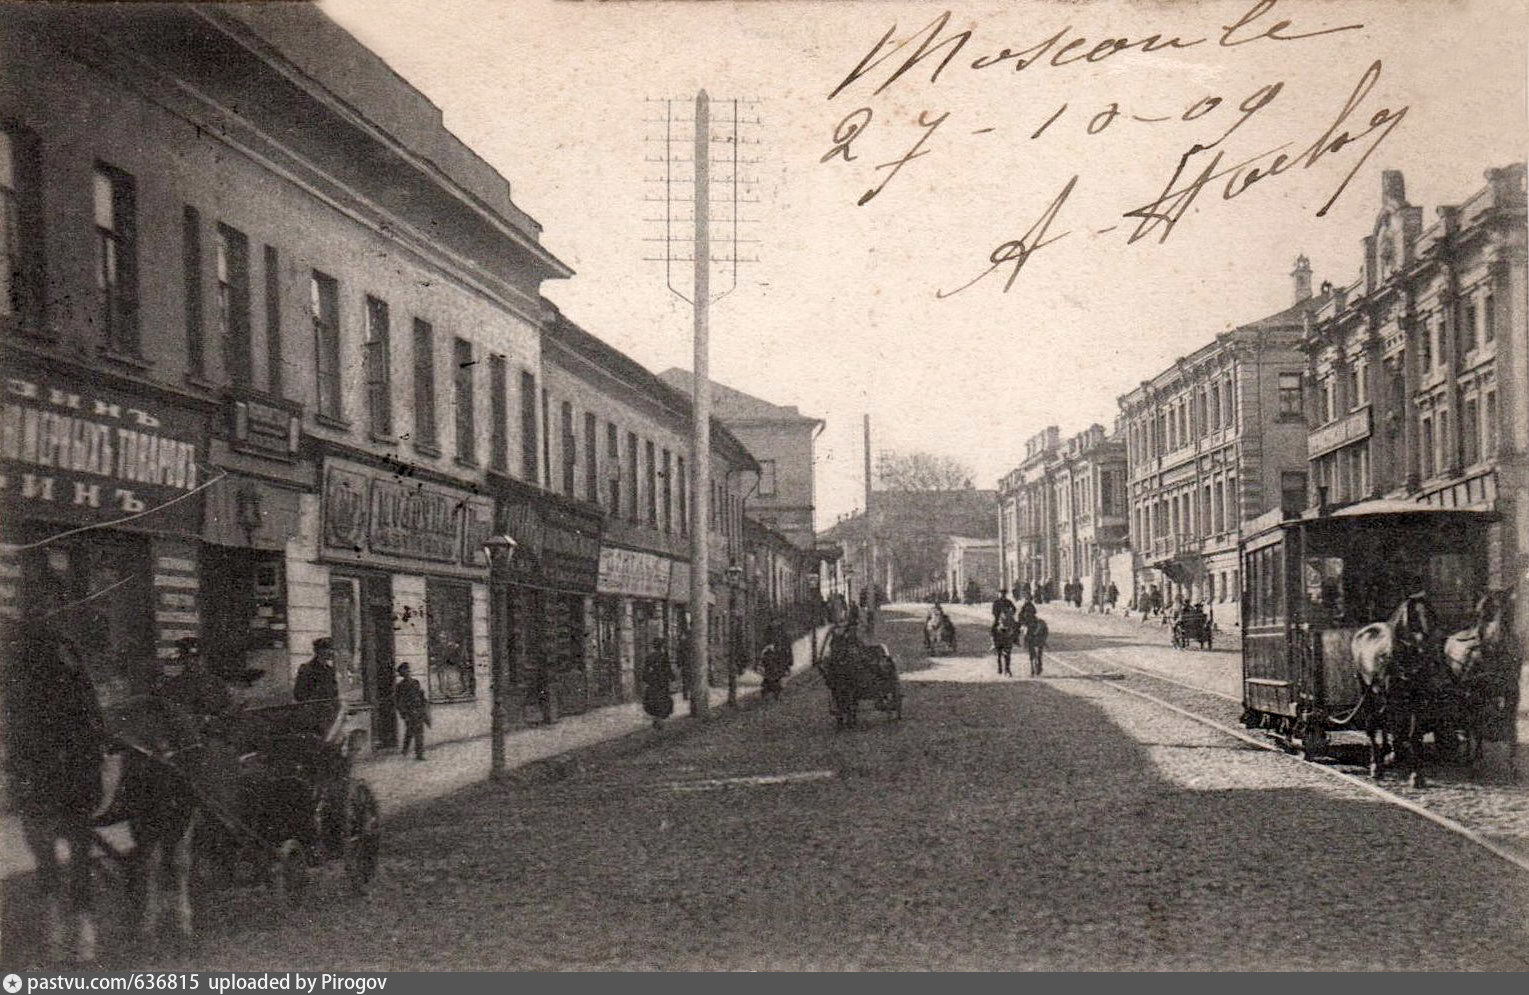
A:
[329,572,396,749]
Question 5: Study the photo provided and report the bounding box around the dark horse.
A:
[3,622,204,963]
[1443,588,1520,778]
[1350,594,1443,786]
[993,610,1020,676]
[816,625,901,728]
[1024,618,1049,676]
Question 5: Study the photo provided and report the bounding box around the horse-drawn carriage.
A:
[1238,500,1519,783]
[1171,607,1213,650]
[817,625,902,727]
[148,700,383,906]
[6,639,382,964]
[923,609,958,655]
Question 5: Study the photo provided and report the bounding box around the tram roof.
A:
[1241,499,1498,549]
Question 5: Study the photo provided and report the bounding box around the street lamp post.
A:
[482,533,518,781]
[725,562,743,707]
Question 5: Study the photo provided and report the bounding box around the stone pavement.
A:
[0,626,829,880]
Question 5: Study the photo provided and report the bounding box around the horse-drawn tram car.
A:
[1238,499,1500,766]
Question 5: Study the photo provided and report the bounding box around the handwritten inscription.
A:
[819,1,1406,297]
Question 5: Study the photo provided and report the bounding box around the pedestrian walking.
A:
[1106,582,1119,614]
[642,638,676,728]
[759,641,789,701]
[394,662,430,760]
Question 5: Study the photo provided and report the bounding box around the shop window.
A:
[95,164,140,356]
[425,580,475,701]
[23,533,154,705]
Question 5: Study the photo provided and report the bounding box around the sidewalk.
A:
[0,626,829,880]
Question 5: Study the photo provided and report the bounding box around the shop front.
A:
[595,545,688,702]
[319,455,494,748]
[0,360,209,707]
[201,387,308,705]
[489,473,602,722]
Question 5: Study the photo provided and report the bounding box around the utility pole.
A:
[690,91,713,718]
[645,91,760,719]
[863,413,875,636]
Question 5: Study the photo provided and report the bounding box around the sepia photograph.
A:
[0,0,1526,973]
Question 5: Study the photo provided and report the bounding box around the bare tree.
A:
[875,450,975,492]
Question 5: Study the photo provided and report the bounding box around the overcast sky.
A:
[318,0,1527,528]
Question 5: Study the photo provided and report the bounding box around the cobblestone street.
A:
[14,606,1522,971]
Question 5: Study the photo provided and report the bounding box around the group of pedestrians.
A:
[639,620,796,728]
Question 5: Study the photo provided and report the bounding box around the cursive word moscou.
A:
[828,0,1363,100]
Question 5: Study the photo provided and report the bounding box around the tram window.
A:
[1428,553,1477,612]
[1303,557,1344,619]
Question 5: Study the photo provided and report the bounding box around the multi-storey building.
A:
[0,3,576,749]
[1051,423,1129,606]
[1301,167,1525,559]
[1118,261,1325,618]
[997,427,1060,594]
[1301,165,1527,728]
[0,3,762,755]
[539,312,755,710]
[659,370,823,551]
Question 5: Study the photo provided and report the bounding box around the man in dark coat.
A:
[394,662,429,760]
[642,638,676,728]
[163,636,233,721]
[294,636,340,735]
[990,588,1016,648]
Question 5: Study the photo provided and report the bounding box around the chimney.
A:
[1381,169,1406,207]
[1291,254,1313,304]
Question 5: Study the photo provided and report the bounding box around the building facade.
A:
[1051,424,1129,607]
[538,312,755,709]
[0,3,767,761]
[658,370,823,551]
[1301,165,1528,729]
[0,3,577,750]
[1118,261,1324,619]
[997,427,1060,595]
[944,536,1000,603]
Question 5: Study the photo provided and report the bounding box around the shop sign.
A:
[0,369,203,530]
[495,498,602,593]
[321,458,492,570]
[229,388,300,460]
[1308,407,1372,458]
[597,546,679,600]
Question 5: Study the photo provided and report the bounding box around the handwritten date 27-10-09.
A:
[929,60,1407,299]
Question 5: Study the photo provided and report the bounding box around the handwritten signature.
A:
[935,60,1407,298]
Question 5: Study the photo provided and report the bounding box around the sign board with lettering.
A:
[490,473,603,593]
[0,366,205,532]
[597,546,682,600]
[321,457,493,576]
[1308,407,1372,459]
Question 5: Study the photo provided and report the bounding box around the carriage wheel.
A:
[342,781,381,893]
[277,838,310,908]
